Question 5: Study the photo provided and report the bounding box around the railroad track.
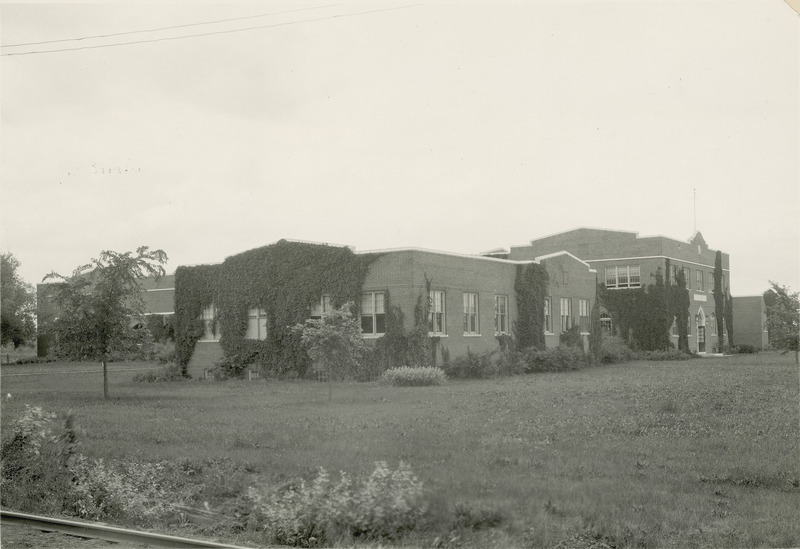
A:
[0,510,255,548]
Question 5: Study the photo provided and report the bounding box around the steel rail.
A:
[0,509,255,548]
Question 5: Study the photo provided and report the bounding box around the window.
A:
[463,293,479,335]
[544,297,553,334]
[600,313,612,334]
[201,303,220,341]
[696,270,704,292]
[721,274,726,292]
[709,272,715,293]
[560,265,569,285]
[604,266,641,289]
[361,292,386,336]
[560,298,572,332]
[429,290,446,335]
[709,313,717,336]
[671,316,678,337]
[246,307,267,340]
[310,295,332,319]
[682,267,691,287]
[494,295,509,335]
[687,315,692,336]
[579,299,590,333]
[669,264,678,285]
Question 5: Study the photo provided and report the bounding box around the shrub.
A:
[496,349,526,376]
[133,362,186,382]
[442,349,497,379]
[559,325,583,349]
[598,335,637,364]
[640,349,693,361]
[523,345,588,373]
[381,366,447,387]
[731,344,758,354]
[247,461,427,546]
[151,340,176,364]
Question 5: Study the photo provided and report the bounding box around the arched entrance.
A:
[695,308,707,353]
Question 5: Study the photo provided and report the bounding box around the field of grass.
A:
[2,353,798,548]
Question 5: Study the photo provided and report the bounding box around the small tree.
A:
[295,301,366,401]
[764,281,799,362]
[44,247,168,398]
[724,288,734,348]
[1,252,37,348]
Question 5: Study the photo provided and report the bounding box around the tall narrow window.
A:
[618,267,629,288]
[361,292,386,336]
[696,270,704,292]
[709,313,717,336]
[682,267,691,287]
[201,303,220,341]
[429,290,446,335]
[600,313,612,333]
[629,266,641,288]
[544,297,553,334]
[494,295,508,335]
[310,295,331,320]
[246,307,267,340]
[605,267,618,288]
[560,298,572,332]
[687,315,692,336]
[709,272,715,293]
[463,292,479,335]
[669,264,678,286]
[579,299,590,333]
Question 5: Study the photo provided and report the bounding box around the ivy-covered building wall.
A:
[173,242,599,375]
[509,228,731,353]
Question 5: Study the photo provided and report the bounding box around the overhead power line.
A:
[1,4,338,48]
[1,5,418,57]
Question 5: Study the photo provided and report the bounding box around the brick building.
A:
[732,295,769,350]
[508,228,731,353]
[184,244,597,373]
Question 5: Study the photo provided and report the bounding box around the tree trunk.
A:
[102,359,109,399]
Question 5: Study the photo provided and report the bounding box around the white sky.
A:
[1,1,798,296]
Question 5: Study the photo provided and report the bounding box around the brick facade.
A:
[509,228,731,353]
[732,296,769,350]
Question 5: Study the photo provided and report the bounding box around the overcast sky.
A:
[1,1,798,296]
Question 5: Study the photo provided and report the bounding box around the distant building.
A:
[36,275,175,357]
[733,295,769,350]
[507,228,731,353]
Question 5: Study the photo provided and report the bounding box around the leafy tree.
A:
[672,268,691,353]
[295,301,367,401]
[1,253,37,348]
[724,288,734,348]
[713,251,725,352]
[764,281,799,361]
[44,247,168,398]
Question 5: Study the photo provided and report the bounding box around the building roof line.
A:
[533,250,597,272]
[355,246,537,265]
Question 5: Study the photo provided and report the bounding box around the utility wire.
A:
[1,5,417,57]
[1,4,338,48]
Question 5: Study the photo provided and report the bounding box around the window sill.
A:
[198,339,220,343]
[362,334,385,339]
[463,333,481,337]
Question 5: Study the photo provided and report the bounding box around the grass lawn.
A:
[1,353,798,548]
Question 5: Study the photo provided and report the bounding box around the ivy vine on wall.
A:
[174,240,381,376]
[514,263,549,350]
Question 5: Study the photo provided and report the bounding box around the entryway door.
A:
[698,326,706,353]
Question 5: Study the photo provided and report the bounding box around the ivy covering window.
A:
[579,299,590,333]
[463,292,479,335]
[246,307,267,340]
[669,264,678,285]
[544,297,553,334]
[560,298,572,332]
[604,266,641,289]
[310,295,331,320]
[600,313,612,333]
[201,303,220,341]
[494,294,508,335]
[429,290,446,335]
[671,317,678,337]
[696,270,704,292]
[683,267,691,286]
[361,292,385,336]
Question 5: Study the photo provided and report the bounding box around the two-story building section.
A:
[507,228,731,353]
